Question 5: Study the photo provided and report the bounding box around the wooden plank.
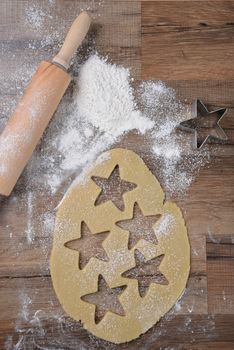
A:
[141,0,228,1]
[0,0,141,116]
[207,240,234,314]
[0,0,142,278]
[1,144,234,280]
[167,80,234,133]
[142,1,234,80]
[167,80,234,107]
[0,272,233,349]
[1,0,234,347]
[181,173,234,227]
[188,344,234,350]
[0,275,206,348]
[1,154,234,277]
[0,275,206,322]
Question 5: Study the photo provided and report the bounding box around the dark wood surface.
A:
[0,1,234,349]
[142,1,234,80]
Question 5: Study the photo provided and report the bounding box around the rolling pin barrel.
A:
[0,12,91,196]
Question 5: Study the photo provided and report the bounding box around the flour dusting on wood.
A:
[0,1,216,348]
[25,191,34,244]
[22,54,210,197]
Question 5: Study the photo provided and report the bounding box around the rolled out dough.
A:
[50,148,190,343]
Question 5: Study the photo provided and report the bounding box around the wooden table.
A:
[0,1,234,349]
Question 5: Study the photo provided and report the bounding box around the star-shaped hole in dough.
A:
[91,165,137,211]
[122,250,168,298]
[116,202,161,249]
[81,275,127,324]
[64,222,110,270]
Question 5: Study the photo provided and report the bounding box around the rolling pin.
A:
[0,11,91,196]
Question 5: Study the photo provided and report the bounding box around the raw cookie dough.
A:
[50,148,190,343]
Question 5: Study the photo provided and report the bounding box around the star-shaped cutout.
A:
[179,99,228,149]
[64,222,110,270]
[81,275,127,324]
[91,165,137,211]
[116,202,161,249]
[122,250,168,298]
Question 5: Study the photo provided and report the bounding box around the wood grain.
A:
[142,1,234,80]
[0,0,234,349]
[0,274,233,348]
[207,240,234,314]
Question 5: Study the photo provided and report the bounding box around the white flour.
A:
[55,55,153,173]
[23,55,210,196]
[1,2,214,348]
[139,81,210,194]
[0,2,210,197]
[156,214,175,238]
[25,4,49,29]
[3,52,211,350]
[25,191,34,244]
[76,55,153,136]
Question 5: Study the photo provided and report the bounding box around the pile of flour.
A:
[25,54,210,197]
[57,55,153,171]
[77,56,154,136]
[0,0,210,197]
[3,4,212,348]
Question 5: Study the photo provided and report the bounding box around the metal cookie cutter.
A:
[179,98,228,149]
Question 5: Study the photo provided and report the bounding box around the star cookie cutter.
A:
[179,99,228,149]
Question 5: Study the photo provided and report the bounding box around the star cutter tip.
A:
[179,98,228,150]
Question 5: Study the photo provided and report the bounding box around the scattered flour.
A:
[25,4,49,29]
[25,191,34,244]
[173,301,182,313]
[1,2,216,348]
[207,227,221,243]
[54,55,153,174]
[3,52,212,350]
[76,55,153,136]
[20,292,32,322]
[139,81,210,195]
[0,2,211,197]
[24,55,210,197]
[156,214,175,238]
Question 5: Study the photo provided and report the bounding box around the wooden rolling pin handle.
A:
[0,12,91,196]
[53,11,91,70]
